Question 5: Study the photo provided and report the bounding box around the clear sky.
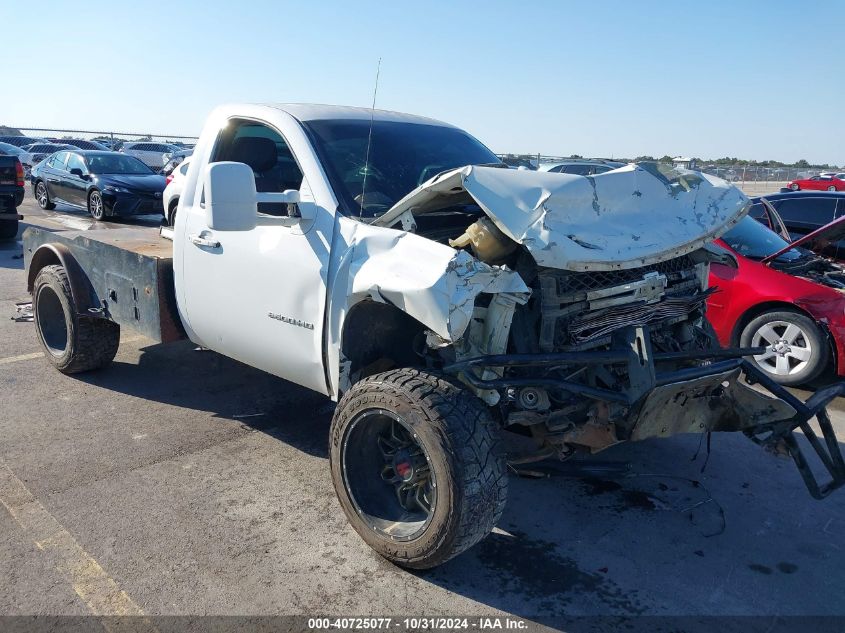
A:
[6,1,843,165]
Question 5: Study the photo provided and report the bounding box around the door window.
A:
[212,119,304,216]
[49,152,69,170]
[66,154,86,175]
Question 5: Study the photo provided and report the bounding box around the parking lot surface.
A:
[2,197,845,626]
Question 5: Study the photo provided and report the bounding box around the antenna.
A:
[359,57,381,217]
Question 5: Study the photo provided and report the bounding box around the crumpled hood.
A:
[374,163,750,271]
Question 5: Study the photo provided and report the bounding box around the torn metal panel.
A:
[629,367,796,441]
[343,225,530,342]
[374,164,750,272]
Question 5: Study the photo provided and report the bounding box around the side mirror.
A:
[70,168,84,177]
[203,161,258,231]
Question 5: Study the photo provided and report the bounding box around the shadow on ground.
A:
[65,338,845,618]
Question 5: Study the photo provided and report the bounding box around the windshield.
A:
[85,154,153,175]
[302,119,501,217]
[721,216,803,262]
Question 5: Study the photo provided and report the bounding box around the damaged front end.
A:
[358,163,845,499]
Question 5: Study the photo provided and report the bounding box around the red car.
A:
[706,214,845,386]
[788,175,845,192]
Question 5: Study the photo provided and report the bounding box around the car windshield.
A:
[85,154,153,175]
[721,216,803,262]
[302,119,501,217]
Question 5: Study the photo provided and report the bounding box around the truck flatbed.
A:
[23,226,184,343]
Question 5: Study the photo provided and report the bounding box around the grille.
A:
[535,254,702,352]
[550,255,696,294]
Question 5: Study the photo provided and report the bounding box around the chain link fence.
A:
[5,126,198,149]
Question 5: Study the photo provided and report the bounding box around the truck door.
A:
[179,118,333,395]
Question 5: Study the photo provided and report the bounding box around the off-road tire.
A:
[33,265,120,374]
[740,309,827,386]
[329,368,508,569]
[35,181,56,210]
[0,218,17,240]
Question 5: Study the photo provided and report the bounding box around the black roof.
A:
[751,191,845,202]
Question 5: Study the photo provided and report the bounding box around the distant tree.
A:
[794,159,810,168]
[658,155,673,163]
[568,154,583,159]
[634,155,656,162]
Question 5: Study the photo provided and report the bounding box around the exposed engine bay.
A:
[415,206,727,458]
[768,252,845,290]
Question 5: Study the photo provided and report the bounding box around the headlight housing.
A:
[104,185,131,194]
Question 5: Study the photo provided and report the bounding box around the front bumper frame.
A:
[447,327,845,499]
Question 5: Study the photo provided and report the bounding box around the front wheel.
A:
[740,310,827,386]
[330,368,508,569]
[88,190,106,221]
[828,186,837,192]
[790,183,800,191]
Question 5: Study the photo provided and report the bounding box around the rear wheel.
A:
[88,190,106,220]
[828,186,837,192]
[33,265,120,374]
[35,181,56,210]
[168,199,178,226]
[740,310,827,386]
[330,368,507,569]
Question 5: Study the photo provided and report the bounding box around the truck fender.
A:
[27,243,101,316]
[324,226,530,399]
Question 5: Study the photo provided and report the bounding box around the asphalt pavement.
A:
[2,196,845,629]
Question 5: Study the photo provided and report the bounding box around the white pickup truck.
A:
[23,104,845,569]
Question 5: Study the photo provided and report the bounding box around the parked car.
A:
[0,141,25,158]
[161,149,193,178]
[120,141,180,170]
[748,191,845,247]
[0,155,25,239]
[787,174,845,192]
[56,138,110,151]
[18,143,76,174]
[95,138,124,151]
[163,156,190,224]
[707,215,845,385]
[30,150,166,220]
[0,135,46,148]
[539,159,626,175]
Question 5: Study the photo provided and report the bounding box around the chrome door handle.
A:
[189,234,220,248]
